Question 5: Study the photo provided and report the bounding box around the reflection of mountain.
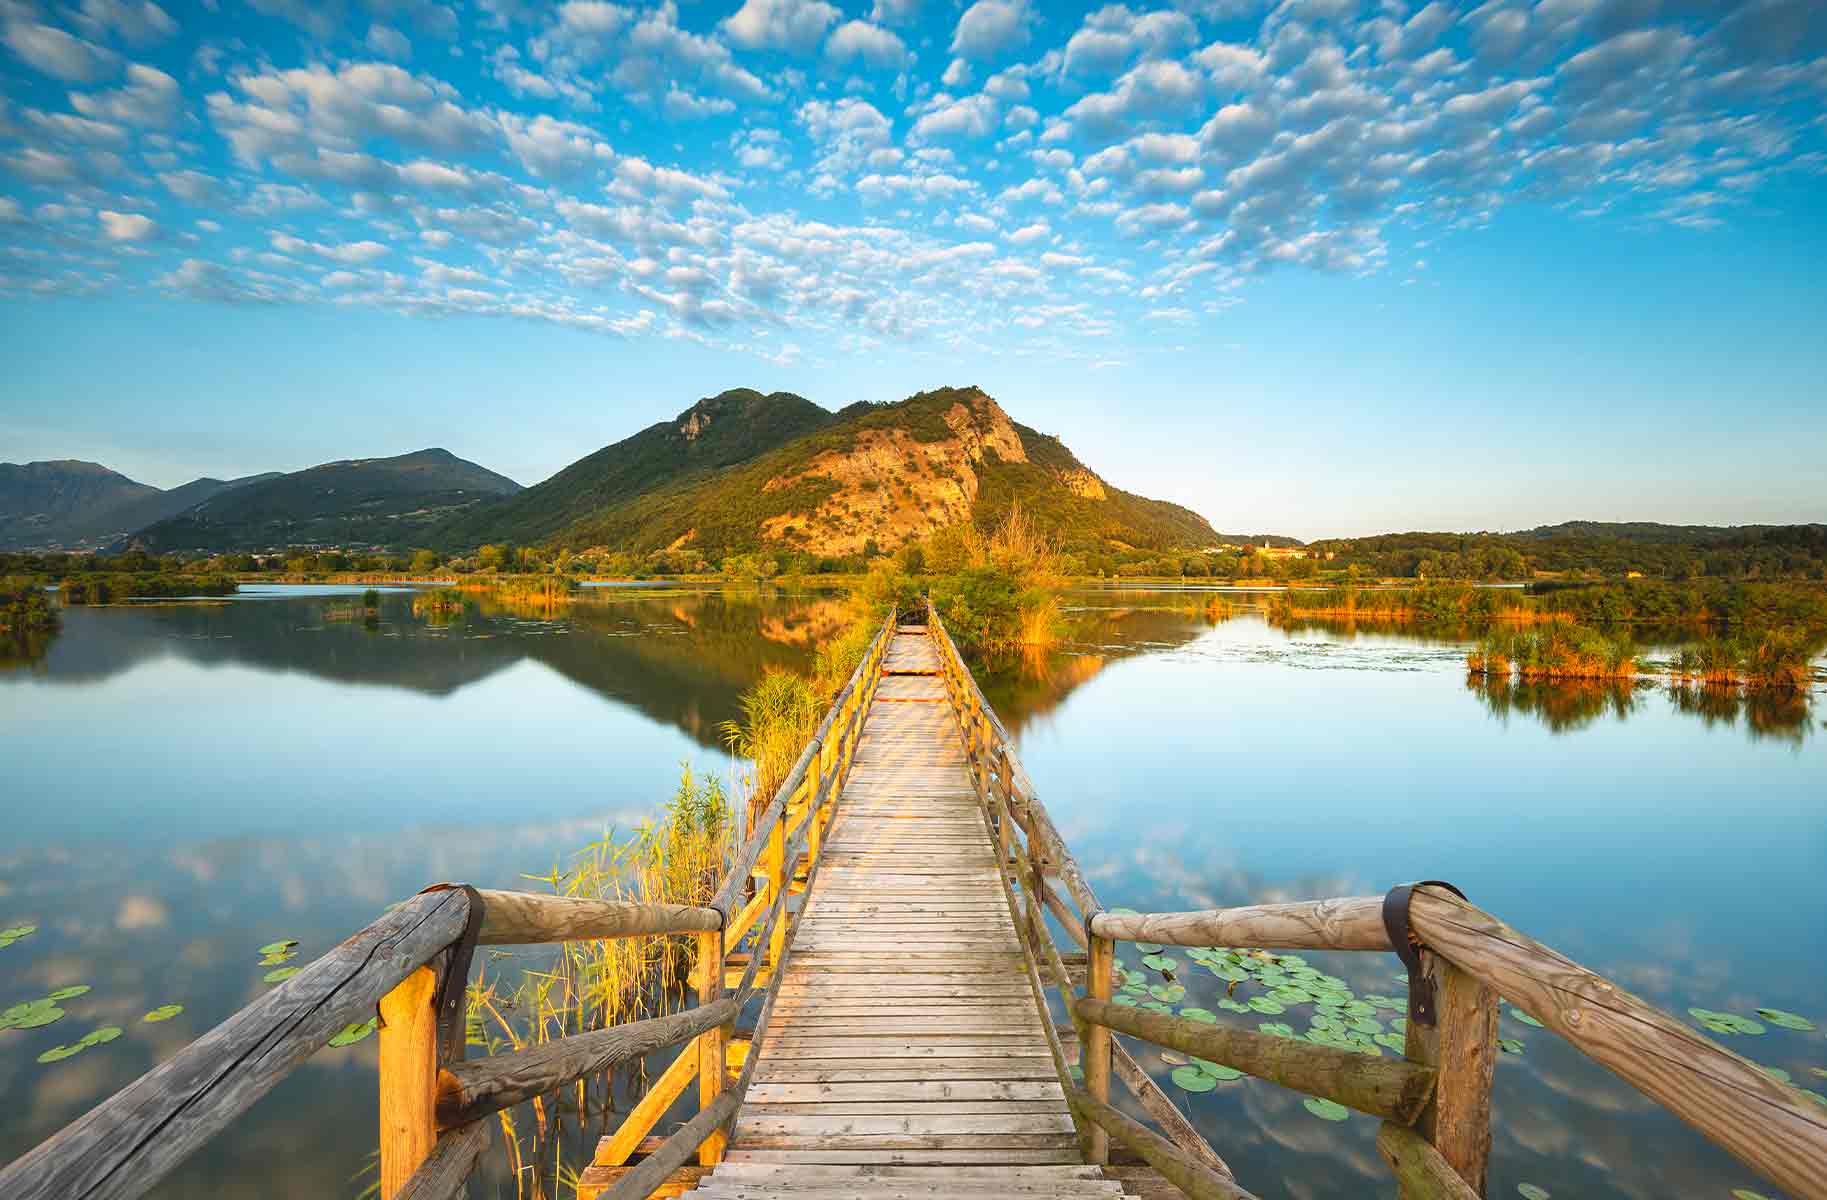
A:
[28,589,837,750]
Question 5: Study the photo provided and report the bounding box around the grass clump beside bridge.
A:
[461,765,734,1199]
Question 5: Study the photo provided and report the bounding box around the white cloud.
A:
[827,20,907,68]
[1065,59,1204,139]
[72,63,180,127]
[498,112,611,179]
[951,0,1030,60]
[663,86,737,120]
[5,22,117,82]
[98,209,158,240]
[871,0,920,24]
[75,0,178,45]
[367,25,412,61]
[1006,220,1049,244]
[722,0,840,54]
[912,93,998,139]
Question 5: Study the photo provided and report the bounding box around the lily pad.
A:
[1756,1008,1816,1032]
[1731,1191,1773,1200]
[1761,1066,1791,1084]
[77,1025,122,1047]
[1811,1068,1827,1079]
[1207,963,1250,983]
[143,1005,183,1023]
[1149,983,1186,1004]
[1690,1008,1765,1036]
[263,967,301,984]
[0,999,65,1030]
[1197,1060,1243,1081]
[1247,996,1285,1015]
[1517,1185,1550,1200]
[1161,1050,1188,1066]
[257,939,299,956]
[1179,1007,1217,1023]
[1258,1022,1296,1039]
[0,924,37,948]
[1363,993,1403,1011]
[1302,1097,1349,1121]
[1374,1032,1407,1052]
[1111,993,1139,1007]
[1509,1007,1544,1028]
[1135,943,1164,954]
[1498,1037,1525,1055]
[45,985,90,1002]
[1171,1065,1217,1092]
[36,1043,85,1064]
[1141,955,1180,973]
[1216,998,1251,1014]
[1142,1000,1174,1014]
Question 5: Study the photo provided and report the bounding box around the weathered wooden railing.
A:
[0,610,897,1200]
[924,599,1827,1200]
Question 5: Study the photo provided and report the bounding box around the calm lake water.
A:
[2,584,1822,1198]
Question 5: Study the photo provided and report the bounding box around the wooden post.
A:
[996,749,1014,881]
[767,808,787,970]
[1402,950,1498,1196]
[378,966,439,1199]
[1085,932,1114,1164]
[806,743,824,869]
[696,930,726,1166]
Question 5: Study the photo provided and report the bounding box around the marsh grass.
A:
[462,766,733,1200]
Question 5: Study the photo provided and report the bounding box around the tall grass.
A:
[463,766,733,1200]
[1671,627,1821,690]
[1468,624,1637,680]
[720,667,823,834]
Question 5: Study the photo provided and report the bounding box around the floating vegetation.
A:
[1690,1008,1766,1036]
[1141,954,1179,972]
[263,967,301,984]
[1259,1022,1295,1038]
[143,1005,183,1023]
[1498,1038,1525,1055]
[1762,1066,1791,1084]
[1171,1065,1217,1092]
[257,939,299,967]
[1,998,65,1030]
[1732,1190,1773,1200]
[1302,1097,1349,1121]
[46,985,90,1001]
[0,924,36,949]
[36,1025,122,1065]
[1150,983,1186,1003]
[1755,1008,1816,1031]
[328,1018,378,1047]
[1508,1007,1544,1027]
[1517,1184,1550,1200]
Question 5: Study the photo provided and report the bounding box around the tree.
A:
[411,549,441,574]
[478,544,511,573]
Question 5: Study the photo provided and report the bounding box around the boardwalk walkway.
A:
[678,629,1141,1198]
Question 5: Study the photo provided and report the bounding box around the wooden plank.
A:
[595,1037,699,1167]
[392,1120,490,1200]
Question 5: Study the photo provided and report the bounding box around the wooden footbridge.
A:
[5,605,1825,1200]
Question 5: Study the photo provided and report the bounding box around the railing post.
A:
[767,806,788,970]
[1401,950,1498,1196]
[378,965,439,1199]
[995,748,1014,880]
[806,740,824,868]
[697,929,726,1166]
[1085,932,1114,1165]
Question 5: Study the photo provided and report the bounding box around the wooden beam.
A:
[696,927,726,1168]
[595,1038,699,1168]
[1402,949,1497,1196]
[1090,898,1390,952]
[1377,1122,1481,1200]
[1085,932,1114,1164]
[436,999,737,1129]
[1111,1040,1234,1179]
[1077,997,1436,1125]
[1409,887,1827,1199]
[1069,1088,1260,1200]
[379,966,440,1199]
[475,891,719,944]
[0,888,471,1200]
[598,1092,739,1200]
[391,1121,490,1200]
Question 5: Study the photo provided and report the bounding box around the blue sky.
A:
[1,0,1823,539]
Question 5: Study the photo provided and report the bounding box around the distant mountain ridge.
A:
[1510,520,1827,543]
[128,449,521,553]
[433,385,1224,559]
[0,461,280,551]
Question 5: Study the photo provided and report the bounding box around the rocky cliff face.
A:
[758,389,1028,555]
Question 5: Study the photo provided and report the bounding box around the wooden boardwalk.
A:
[678,629,1142,1198]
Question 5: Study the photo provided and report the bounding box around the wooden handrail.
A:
[1068,1088,1260,1200]
[435,997,739,1128]
[393,1121,491,1200]
[1089,897,1390,951]
[475,891,721,943]
[0,888,473,1200]
[1376,1122,1480,1200]
[1077,997,1436,1125]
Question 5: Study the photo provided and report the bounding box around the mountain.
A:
[431,388,833,550]
[1512,521,1826,544]
[0,462,288,551]
[129,449,521,553]
[1,460,159,550]
[439,385,1222,560]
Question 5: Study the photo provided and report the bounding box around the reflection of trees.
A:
[1665,682,1812,744]
[0,627,56,672]
[1465,674,1639,733]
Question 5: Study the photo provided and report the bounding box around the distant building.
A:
[1257,544,1307,560]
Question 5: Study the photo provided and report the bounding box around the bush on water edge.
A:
[57,573,238,603]
[1,577,59,634]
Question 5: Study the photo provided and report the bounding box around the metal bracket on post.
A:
[1382,880,1465,1028]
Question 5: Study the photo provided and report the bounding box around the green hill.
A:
[130,449,521,553]
[1,460,160,550]
[439,385,1223,562]
[431,388,832,549]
